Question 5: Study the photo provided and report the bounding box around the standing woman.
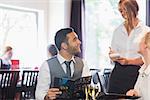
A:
[108,0,150,94]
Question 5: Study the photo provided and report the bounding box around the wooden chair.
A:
[20,70,39,99]
[0,70,20,99]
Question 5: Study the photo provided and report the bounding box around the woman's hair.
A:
[119,0,139,29]
[144,32,150,49]
[4,46,12,54]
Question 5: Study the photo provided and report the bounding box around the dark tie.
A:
[64,61,72,78]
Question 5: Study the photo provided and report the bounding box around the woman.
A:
[126,32,150,100]
[0,46,13,69]
[108,0,150,94]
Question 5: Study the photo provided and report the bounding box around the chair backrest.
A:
[0,70,20,99]
[103,68,112,92]
[21,70,39,99]
[21,70,39,87]
[90,68,112,93]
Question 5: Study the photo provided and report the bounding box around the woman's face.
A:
[119,4,128,20]
[6,50,13,59]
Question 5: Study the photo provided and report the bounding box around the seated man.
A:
[36,28,90,100]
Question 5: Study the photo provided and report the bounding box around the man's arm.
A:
[36,61,50,100]
[36,61,62,100]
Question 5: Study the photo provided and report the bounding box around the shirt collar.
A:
[135,21,142,29]
[121,21,143,32]
[57,53,76,64]
[139,64,150,76]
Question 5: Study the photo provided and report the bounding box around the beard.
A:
[67,45,81,55]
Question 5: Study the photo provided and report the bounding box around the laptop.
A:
[95,72,141,99]
[96,92,141,99]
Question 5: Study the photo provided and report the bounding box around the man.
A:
[36,28,90,100]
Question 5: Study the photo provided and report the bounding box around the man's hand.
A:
[126,89,138,96]
[45,88,62,100]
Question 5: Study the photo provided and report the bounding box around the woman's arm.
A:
[126,57,143,66]
[115,57,143,66]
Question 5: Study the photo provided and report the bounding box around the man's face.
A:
[66,32,81,55]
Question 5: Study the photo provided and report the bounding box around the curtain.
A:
[146,0,150,26]
[70,0,85,58]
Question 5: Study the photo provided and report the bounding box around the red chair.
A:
[11,60,19,69]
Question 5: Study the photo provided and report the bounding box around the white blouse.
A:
[134,64,150,100]
[111,22,150,58]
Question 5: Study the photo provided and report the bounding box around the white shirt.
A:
[111,22,150,58]
[0,55,12,68]
[36,54,90,100]
[134,64,150,100]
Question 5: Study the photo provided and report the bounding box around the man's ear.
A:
[61,42,68,50]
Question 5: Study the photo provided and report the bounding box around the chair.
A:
[103,68,112,92]
[90,69,106,93]
[0,70,20,99]
[20,70,39,99]
[90,68,112,93]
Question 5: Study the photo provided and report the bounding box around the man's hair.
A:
[47,44,58,56]
[55,28,74,51]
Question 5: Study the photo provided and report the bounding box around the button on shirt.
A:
[134,64,150,100]
[36,54,90,100]
[111,22,150,58]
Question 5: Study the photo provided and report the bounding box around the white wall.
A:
[0,0,72,44]
[0,0,49,67]
[0,0,49,39]
[48,0,71,44]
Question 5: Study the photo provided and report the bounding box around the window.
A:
[0,4,46,68]
[85,0,146,69]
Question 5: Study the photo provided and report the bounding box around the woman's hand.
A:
[109,47,120,62]
[109,47,118,61]
[109,47,128,65]
[115,57,128,65]
[126,89,138,96]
